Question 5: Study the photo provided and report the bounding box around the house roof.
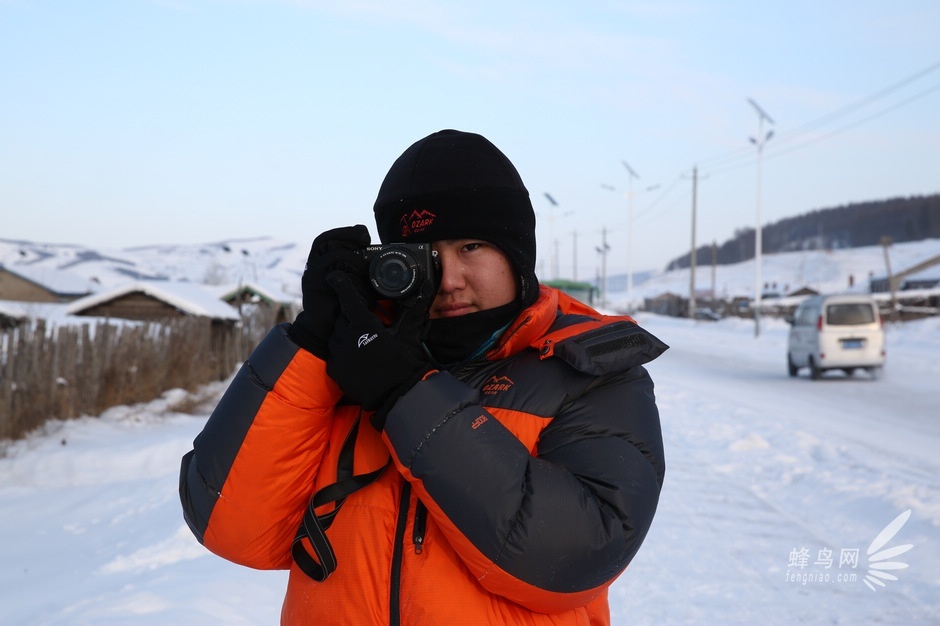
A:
[786,286,820,297]
[648,291,682,300]
[0,263,95,296]
[903,267,940,281]
[209,280,298,305]
[65,280,241,321]
[0,300,28,321]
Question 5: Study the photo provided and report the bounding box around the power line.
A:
[775,61,940,142]
[693,61,940,174]
[763,81,940,164]
[700,78,940,178]
[601,175,687,231]
[592,63,940,258]
[635,190,690,230]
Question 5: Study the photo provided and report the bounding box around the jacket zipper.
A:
[413,499,427,554]
[389,481,411,626]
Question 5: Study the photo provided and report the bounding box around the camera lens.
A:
[375,258,410,292]
[369,248,419,298]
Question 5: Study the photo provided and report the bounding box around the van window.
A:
[796,305,817,326]
[795,307,805,325]
[826,303,875,325]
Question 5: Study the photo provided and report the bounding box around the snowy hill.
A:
[0,236,307,299]
[3,236,939,317]
[620,238,940,311]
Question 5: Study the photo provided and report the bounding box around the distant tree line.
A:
[666,194,940,271]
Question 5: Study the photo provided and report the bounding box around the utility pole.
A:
[601,174,657,310]
[572,230,578,281]
[684,166,707,319]
[594,265,601,306]
[748,98,775,337]
[622,161,640,313]
[596,228,611,310]
[711,240,718,304]
[543,192,572,281]
[690,167,697,318]
[881,236,897,322]
[553,238,560,280]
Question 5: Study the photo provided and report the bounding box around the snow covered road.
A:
[612,315,939,625]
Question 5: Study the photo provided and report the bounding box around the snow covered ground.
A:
[1,314,938,625]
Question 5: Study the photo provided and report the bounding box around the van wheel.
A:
[787,353,798,377]
[868,366,882,380]
[809,356,822,380]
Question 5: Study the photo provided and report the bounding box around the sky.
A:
[3,0,939,278]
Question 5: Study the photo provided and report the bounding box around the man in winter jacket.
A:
[179,129,667,625]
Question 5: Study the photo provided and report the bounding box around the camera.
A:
[359,243,441,300]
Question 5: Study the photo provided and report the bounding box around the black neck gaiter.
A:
[424,300,522,367]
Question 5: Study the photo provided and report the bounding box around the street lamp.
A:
[602,173,659,313]
[748,97,774,337]
[621,162,640,313]
[542,192,574,280]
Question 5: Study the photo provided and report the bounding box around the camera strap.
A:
[291,411,390,582]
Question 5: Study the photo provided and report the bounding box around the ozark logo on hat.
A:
[400,209,436,237]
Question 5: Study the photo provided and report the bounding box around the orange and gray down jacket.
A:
[179,285,667,625]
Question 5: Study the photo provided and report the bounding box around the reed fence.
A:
[0,311,274,441]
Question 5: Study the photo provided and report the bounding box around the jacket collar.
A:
[485,285,639,362]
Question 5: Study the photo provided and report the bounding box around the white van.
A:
[787,294,885,379]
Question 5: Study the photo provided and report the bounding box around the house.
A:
[870,252,940,293]
[66,280,241,323]
[0,264,94,303]
[786,286,820,298]
[0,301,27,329]
[543,280,596,306]
[643,292,684,317]
[210,281,299,325]
[898,268,940,291]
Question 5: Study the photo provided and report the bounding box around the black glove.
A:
[325,269,433,417]
[288,225,372,358]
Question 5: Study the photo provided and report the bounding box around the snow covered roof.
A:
[208,280,298,305]
[903,266,940,281]
[65,280,241,321]
[0,263,96,296]
[0,300,28,320]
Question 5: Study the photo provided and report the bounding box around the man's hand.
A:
[325,270,433,416]
[288,225,372,358]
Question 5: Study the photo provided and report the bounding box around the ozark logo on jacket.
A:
[400,210,436,237]
[482,375,514,396]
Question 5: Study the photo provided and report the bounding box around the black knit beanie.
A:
[373,129,539,306]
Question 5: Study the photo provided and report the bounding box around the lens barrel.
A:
[371,249,416,298]
[362,245,418,299]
